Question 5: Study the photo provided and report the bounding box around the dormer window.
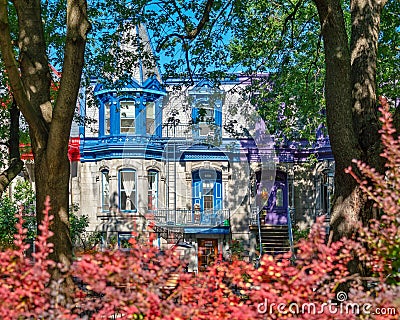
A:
[198,106,216,136]
[191,101,222,139]
[120,101,136,134]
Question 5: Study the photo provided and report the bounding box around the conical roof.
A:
[119,23,161,86]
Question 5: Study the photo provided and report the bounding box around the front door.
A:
[265,171,288,225]
[197,238,218,272]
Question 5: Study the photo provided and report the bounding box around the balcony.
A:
[147,209,230,228]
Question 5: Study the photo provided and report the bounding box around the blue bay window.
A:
[98,95,162,137]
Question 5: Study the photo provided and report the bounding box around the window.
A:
[119,169,136,212]
[101,170,110,211]
[120,101,135,134]
[203,182,214,211]
[104,102,110,135]
[118,233,134,250]
[146,102,155,135]
[320,171,333,215]
[276,188,284,207]
[199,107,215,136]
[199,107,214,123]
[192,169,222,212]
[148,170,158,211]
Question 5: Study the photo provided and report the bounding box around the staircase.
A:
[259,224,290,256]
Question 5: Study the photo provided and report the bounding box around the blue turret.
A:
[80,24,166,162]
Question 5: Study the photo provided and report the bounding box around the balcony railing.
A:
[147,209,230,227]
[162,124,193,139]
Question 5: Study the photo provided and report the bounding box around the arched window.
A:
[148,170,158,211]
[119,169,137,212]
[101,170,110,211]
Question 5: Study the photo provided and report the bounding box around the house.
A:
[70,25,335,272]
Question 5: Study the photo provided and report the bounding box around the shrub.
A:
[0,181,36,249]
[0,98,399,319]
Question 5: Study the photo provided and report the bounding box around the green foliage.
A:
[0,185,92,250]
[377,0,400,101]
[0,181,36,248]
[229,239,245,260]
[0,196,17,248]
[69,203,89,247]
[69,202,103,253]
[293,226,310,244]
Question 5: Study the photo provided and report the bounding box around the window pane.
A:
[276,188,283,207]
[101,170,109,211]
[121,119,135,133]
[120,170,136,211]
[148,170,158,210]
[104,103,110,135]
[146,102,155,134]
[120,101,135,134]
[204,195,213,211]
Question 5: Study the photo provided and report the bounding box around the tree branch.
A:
[186,0,214,39]
[281,0,304,40]
[0,0,48,140]
[156,0,215,52]
[0,98,23,197]
[48,0,91,158]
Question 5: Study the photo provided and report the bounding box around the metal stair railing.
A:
[256,208,263,262]
[287,207,295,257]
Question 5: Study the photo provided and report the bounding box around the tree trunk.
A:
[314,0,364,242]
[34,151,73,269]
[314,0,388,281]
[0,0,90,279]
[351,0,386,171]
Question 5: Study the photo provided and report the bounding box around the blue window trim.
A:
[192,169,223,212]
[104,102,111,136]
[118,168,137,213]
[96,87,164,138]
[190,95,223,138]
[119,100,136,135]
[215,182,222,199]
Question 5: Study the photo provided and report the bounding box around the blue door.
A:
[265,171,288,225]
